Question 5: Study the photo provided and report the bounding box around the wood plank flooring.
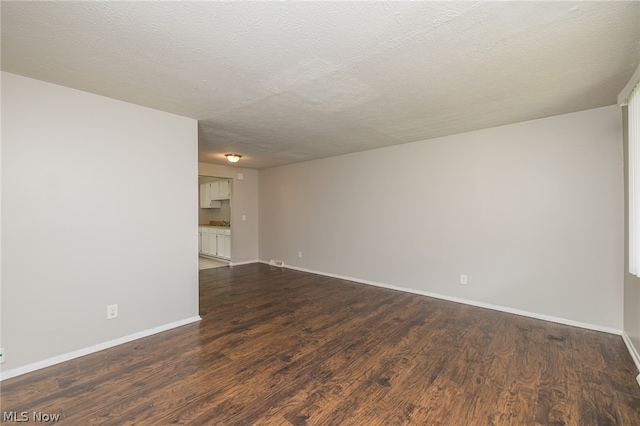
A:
[2,263,640,425]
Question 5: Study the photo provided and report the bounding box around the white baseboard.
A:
[0,316,201,381]
[622,331,640,373]
[261,260,622,336]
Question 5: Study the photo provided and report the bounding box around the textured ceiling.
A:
[2,1,639,169]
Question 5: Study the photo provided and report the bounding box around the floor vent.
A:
[269,259,285,267]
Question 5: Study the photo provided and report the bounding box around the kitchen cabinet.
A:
[199,183,209,208]
[215,230,224,258]
[198,227,210,256]
[212,179,230,200]
[223,229,231,259]
[199,183,222,209]
[199,226,231,260]
[199,227,212,255]
[200,179,230,207]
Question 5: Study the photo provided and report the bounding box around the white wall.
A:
[260,106,624,330]
[199,199,231,224]
[198,163,259,265]
[1,73,199,374]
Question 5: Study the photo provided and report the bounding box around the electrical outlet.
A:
[298,251,303,258]
[460,274,468,285]
[0,347,5,364]
[107,304,118,319]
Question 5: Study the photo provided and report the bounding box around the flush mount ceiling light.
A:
[225,154,242,163]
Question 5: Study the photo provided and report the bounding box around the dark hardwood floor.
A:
[2,263,640,425]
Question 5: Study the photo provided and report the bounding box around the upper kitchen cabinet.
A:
[212,179,230,200]
[199,179,231,208]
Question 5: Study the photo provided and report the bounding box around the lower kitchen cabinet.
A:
[215,231,223,258]
[199,227,231,260]
[223,230,231,259]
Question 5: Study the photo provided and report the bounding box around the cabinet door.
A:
[207,183,213,206]
[201,228,209,254]
[218,179,230,199]
[215,229,223,257]
[209,181,219,200]
[198,228,203,254]
[208,230,217,256]
[199,184,208,208]
[200,183,217,208]
[224,233,231,259]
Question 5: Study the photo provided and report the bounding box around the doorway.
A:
[198,175,232,269]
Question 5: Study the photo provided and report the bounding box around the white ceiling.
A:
[2,1,639,169]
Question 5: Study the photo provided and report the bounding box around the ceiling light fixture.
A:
[225,154,242,163]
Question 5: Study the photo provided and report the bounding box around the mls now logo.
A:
[2,412,28,422]
[3,411,62,422]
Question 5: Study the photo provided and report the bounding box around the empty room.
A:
[2,1,640,425]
